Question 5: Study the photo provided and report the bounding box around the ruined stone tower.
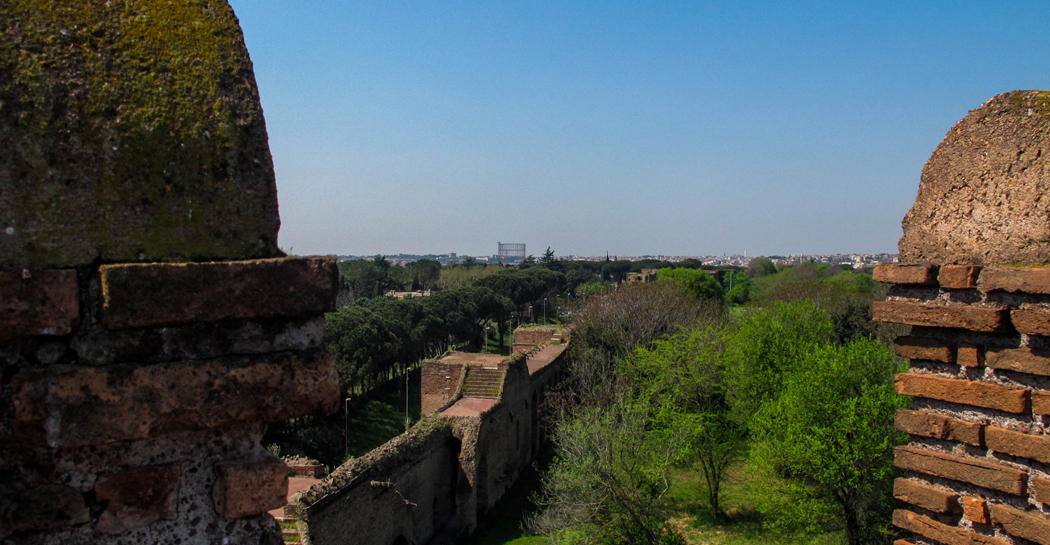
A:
[875,91,1050,544]
[1,2,339,543]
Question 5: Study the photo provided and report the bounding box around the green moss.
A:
[0,0,279,268]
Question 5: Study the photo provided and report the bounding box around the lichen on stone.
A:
[0,0,281,269]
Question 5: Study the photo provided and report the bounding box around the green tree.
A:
[529,400,687,545]
[405,258,441,291]
[623,325,742,519]
[723,301,835,423]
[748,337,907,545]
[656,267,724,302]
[745,257,778,278]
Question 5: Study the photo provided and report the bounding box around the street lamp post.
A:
[344,397,352,460]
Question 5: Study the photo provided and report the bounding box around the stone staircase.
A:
[461,367,502,399]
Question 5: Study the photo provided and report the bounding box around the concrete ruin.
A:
[0,2,339,543]
[875,90,1050,545]
[291,329,568,545]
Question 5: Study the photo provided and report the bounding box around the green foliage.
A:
[622,325,743,519]
[746,258,778,279]
[723,302,835,423]
[656,268,725,302]
[529,401,687,545]
[747,338,907,545]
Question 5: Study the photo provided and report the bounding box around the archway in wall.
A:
[441,436,462,530]
[391,536,410,545]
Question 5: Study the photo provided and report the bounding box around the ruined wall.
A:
[875,90,1050,545]
[294,418,478,545]
[420,361,466,415]
[299,335,568,545]
[0,2,340,543]
[511,325,558,354]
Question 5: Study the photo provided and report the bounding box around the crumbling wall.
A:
[420,361,465,415]
[294,418,480,545]
[512,325,557,354]
[473,353,532,513]
[875,90,1050,545]
[0,2,339,543]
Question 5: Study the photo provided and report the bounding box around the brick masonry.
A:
[876,91,1050,545]
[0,2,339,543]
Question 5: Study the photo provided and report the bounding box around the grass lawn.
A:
[665,464,843,545]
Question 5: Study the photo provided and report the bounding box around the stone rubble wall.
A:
[0,1,341,543]
[875,90,1050,545]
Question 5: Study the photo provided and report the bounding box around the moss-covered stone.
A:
[0,0,281,269]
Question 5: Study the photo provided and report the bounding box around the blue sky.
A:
[228,1,1050,257]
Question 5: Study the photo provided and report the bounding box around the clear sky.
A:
[228,1,1050,257]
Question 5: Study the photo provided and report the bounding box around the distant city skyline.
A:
[229,1,1050,257]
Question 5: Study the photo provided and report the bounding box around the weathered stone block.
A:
[0,0,281,269]
[989,503,1050,545]
[873,264,938,285]
[894,373,1029,413]
[980,266,1050,294]
[962,496,991,525]
[0,483,90,539]
[893,509,1008,545]
[873,301,1008,332]
[893,478,959,513]
[893,336,955,362]
[214,455,288,519]
[986,347,1050,376]
[894,446,1027,495]
[100,257,337,329]
[11,349,338,447]
[898,91,1050,266]
[940,265,982,289]
[0,269,78,340]
[95,465,181,534]
[1011,310,1050,337]
[985,426,1050,464]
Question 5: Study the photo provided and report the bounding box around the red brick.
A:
[940,265,982,289]
[895,408,986,447]
[893,509,1009,545]
[962,496,991,524]
[986,348,1050,376]
[895,409,952,440]
[94,465,181,534]
[0,269,78,341]
[894,373,1030,413]
[873,301,1008,332]
[989,503,1050,545]
[1033,477,1050,505]
[99,256,337,329]
[952,420,985,447]
[874,264,939,285]
[1035,391,1050,415]
[11,350,338,447]
[213,455,288,519]
[894,336,956,363]
[980,266,1050,294]
[985,426,1050,464]
[893,478,960,513]
[894,446,1027,495]
[1011,310,1050,337]
[958,343,983,367]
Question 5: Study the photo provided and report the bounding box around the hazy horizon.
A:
[229,1,1050,257]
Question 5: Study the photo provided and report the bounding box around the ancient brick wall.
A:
[875,91,1050,545]
[293,419,477,545]
[511,325,558,354]
[0,2,340,543]
[420,361,466,415]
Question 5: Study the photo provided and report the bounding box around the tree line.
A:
[529,261,906,545]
